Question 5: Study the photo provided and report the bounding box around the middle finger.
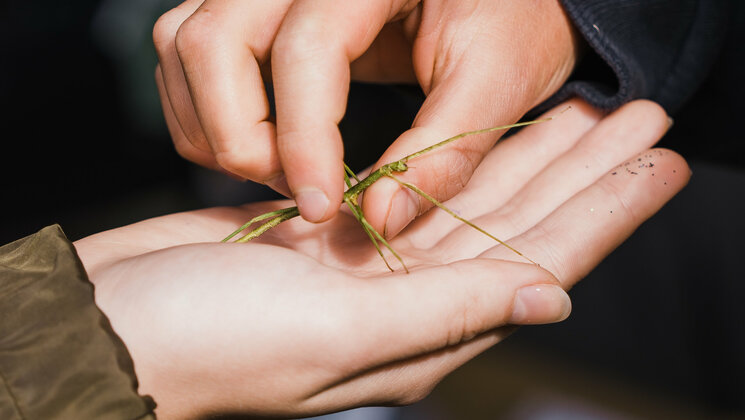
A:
[173,0,294,182]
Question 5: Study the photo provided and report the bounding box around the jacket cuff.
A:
[539,0,728,114]
[0,225,155,420]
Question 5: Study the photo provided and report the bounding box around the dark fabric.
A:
[658,0,745,168]
[0,225,156,420]
[542,0,730,114]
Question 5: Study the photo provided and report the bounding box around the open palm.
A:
[74,100,688,419]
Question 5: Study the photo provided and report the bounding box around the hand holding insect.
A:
[154,0,581,232]
[74,100,688,418]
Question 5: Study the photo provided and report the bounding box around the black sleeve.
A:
[0,225,156,420]
[541,0,730,114]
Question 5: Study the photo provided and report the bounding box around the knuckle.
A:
[273,20,335,64]
[171,132,214,167]
[214,149,267,180]
[152,9,183,51]
[494,200,529,236]
[529,223,570,283]
[183,128,208,148]
[446,280,484,345]
[599,176,638,223]
[174,11,222,60]
[214,150,246,174]
[213,123,281,180]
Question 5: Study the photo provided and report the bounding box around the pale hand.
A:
[74,100,688,419]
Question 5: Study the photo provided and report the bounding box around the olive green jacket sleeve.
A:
[0,225,156,420]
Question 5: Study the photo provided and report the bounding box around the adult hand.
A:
[153,0,582,231]
[74,100,687,419]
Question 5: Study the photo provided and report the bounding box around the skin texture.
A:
[74,100,689,419]
[153,0,582,232]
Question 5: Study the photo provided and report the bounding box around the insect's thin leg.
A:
[387,174,536,265]
[355,210,409,273]
[223,207,299,242]
[361,223,395,273]
[401,106,572,162]
[235,207,301,243]
[344,170,353,189]
[344,198,394,272]
[343,162,362,184]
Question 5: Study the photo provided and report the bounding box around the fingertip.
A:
[509,284,572,324]
[622,100,670,136]
[610,147,690,193]
[211,121,282,182]
[294,187,331,223]
[648,147,692,190]
[291,168,345,223]
[278,123,346,223]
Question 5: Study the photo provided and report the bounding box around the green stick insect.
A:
[223,109,568,273]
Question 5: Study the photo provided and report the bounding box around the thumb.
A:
[362,72,532,238]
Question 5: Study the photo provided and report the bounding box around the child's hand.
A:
[154,0,581,230]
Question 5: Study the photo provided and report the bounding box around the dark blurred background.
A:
[1,1,743,419]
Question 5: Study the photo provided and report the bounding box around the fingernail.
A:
[384,188,419,238]
[295,188,330,223]
[666,116,674,131]
[265,173,291,197]
[510,284,571,324]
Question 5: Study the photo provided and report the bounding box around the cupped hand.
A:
[74,100,687,419]
[153,0,582,229]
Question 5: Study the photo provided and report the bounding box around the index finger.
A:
[271,0,417,223]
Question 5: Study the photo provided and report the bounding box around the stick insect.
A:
[223,110,567,273]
